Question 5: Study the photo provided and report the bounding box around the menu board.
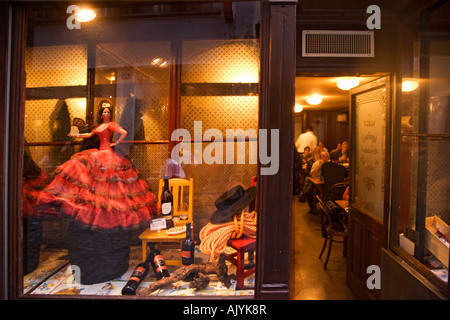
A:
[353,87,386,221]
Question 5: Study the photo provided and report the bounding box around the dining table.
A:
[335,200,349,213]
[335,200,350,226]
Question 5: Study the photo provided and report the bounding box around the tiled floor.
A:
[290,197,356,300]
[23,245,255,297]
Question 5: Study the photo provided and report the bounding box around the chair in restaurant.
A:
[139,178,194,265]
[330,181,349,201]
[316,195,347,270]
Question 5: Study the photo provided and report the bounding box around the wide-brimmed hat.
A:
[210,185,256,224]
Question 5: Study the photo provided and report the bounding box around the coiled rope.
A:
[199,210,257,262]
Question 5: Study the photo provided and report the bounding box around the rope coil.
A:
[199,210,257,262]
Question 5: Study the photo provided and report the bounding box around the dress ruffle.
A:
[23,172,48,218]
[35,148,157,230]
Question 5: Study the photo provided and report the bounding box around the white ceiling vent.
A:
[302,30,374,57]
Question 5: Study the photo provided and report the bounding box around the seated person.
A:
[337,141,349,163]
[309,151,329,178]
[301,151,329,212]
[297,146,314,197]
[322,150,349,202]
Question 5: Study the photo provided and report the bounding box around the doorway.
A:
[291,73,386,300]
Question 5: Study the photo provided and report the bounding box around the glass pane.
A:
[394,27,450,285]
[353,86,386,221]
[22,1,260,298]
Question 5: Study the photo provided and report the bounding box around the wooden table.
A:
[335,200,349,213]
[139,228,187,265]
[308,177,323,214]
[335,200,350,226]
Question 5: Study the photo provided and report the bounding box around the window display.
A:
[22,2,260,297]
[391,22,450,296]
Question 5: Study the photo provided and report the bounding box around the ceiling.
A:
[295,75,379,111]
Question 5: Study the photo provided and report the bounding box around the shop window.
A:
[392,22,450,295]
[22,2,260,298]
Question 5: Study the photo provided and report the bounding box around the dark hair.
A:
[304,146,310,151]
[330,150,340,161]
[97,99,113,123]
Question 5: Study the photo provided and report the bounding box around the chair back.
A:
[158,178,194,225]
[330,182,349,201]
[316,195,334,236]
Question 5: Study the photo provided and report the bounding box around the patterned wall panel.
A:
[25,45,87,88]
[96,42,170,142]
[182,39,260,83]
[180,39,260,238]
[181,96,258,135]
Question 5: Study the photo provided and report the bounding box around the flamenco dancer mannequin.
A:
[36,100,157,284]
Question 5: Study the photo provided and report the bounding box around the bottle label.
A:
[129,276,141,282]
[181,250,194,266]
[129,266,146,282]
[161,203,172,215]
[154,255,168,273]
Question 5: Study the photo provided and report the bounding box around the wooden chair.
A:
[316,195,347,270]
[330,181,349,201]
[139,178,194,265]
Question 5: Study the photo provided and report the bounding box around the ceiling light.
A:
[294,104,303,113]
[306,95,322,105]
[76,9,96,22]
[337,78,359,90]
[402,80,418,92]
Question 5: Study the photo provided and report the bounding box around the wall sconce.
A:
[294,104,303,113]
[105,72,116,83]
[306,95,322,105]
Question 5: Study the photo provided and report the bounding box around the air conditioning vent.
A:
[302,30,374,57]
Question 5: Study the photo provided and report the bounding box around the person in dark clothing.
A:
[321,150,348,202]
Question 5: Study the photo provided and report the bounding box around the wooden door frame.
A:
[347,75,394,300]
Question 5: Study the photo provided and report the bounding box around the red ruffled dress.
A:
[35,122,157,230]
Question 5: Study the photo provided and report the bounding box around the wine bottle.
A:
[153,249,170,280]
[161,176,174,229]
[181,222,195,267]
[121,259,149,295]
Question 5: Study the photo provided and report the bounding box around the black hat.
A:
[210,185,257,224]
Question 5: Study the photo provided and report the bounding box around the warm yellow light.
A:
[152,58,168,68]
[294,104,303,113]
[78,100,87,109]
[76,9,96,22]
[337,78,359,90]
[105,72,116,82]
[306,95,322,105]
[402,80,419,92]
